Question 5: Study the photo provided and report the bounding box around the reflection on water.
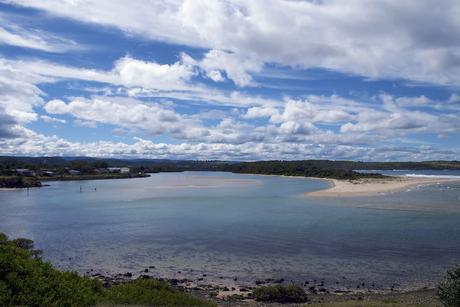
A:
[1,171,459,290]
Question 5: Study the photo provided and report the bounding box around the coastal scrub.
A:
[0,232,214,306]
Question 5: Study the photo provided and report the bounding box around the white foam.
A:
[404,174,460,179]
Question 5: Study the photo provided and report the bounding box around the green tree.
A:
[438,265,460,307]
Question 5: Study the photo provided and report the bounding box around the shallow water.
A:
[1,171,460,290]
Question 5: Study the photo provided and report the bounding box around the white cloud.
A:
[114,55,196,90]
[7,0,460,85]
[40,115,66,124]
[0,58,47,124]
[44,96,210,140]
[1,128,459,161]
[0,22,80,52]
[199,50,263,86]
[449,93,460,103]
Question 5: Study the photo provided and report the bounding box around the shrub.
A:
[0,233,102,306]
[252,284,308,303]
[105,278,215,306]
[438,265,460,307]
[0,232,216,306]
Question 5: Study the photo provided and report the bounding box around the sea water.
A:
[1,171,459,290]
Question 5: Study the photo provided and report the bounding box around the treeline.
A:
[0,156,227,176]
[309,160,460,171]
[2,156,460,181]
[0,176,41,188]
[223,161,384,180]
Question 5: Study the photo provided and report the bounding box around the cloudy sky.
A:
[0,0,459,161]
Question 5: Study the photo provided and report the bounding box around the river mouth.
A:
[1,171,460,292]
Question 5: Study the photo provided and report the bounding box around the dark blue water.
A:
[1,172,460,290]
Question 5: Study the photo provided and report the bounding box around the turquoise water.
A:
[1,171,460,290]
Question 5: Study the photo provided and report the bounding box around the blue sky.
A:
[0,0,459,161]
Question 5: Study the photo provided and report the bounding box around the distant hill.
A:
[0,156,459,181]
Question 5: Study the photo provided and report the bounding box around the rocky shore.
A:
[82,266,440,306]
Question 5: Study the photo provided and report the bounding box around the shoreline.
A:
[306,176,460,197]
[83,269,440,305]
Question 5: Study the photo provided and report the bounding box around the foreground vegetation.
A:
[0,176,41,188]
[0,232,214,306]
[438,266,460,307]
[2,231,460,306]
[252,284,309,303]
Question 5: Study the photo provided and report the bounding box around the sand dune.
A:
[306,176,460,197]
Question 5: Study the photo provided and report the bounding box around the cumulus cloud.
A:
[1,128,459,161]
[114,55,196,90]
[0,58,47,124]
[0,106,20,139]
[198,50,263,86]
[10,55,195,91]
[1,1,460,160]
[44,97,210,140]
[7,0,460,85]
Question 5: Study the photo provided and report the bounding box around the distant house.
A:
[15,169,36,177]
[68,169,81,176]
[107,167,121,173]
[107,167,130,174]
[42,171,56,177]
[94,168,109,174]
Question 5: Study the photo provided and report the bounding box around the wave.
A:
[404,174,460,179]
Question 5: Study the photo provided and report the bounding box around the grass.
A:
[308,302,437,307]
[100,279,215,306]
[252,284,309,303]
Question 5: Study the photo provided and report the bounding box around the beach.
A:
[306,176,460,197]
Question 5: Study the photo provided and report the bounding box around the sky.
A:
[0,0,459,161]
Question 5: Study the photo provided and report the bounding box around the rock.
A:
[222,287,230,291]
[144,268,148,273]
[149,265,155,269]
[124,272,133,278]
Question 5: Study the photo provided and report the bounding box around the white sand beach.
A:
[306,176,460,197]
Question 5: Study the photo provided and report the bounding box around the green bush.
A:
[252,284,308,303]
[438,265,460,307]
[0,233,102,306]
[104,278,215,306]
[0,232,215,306]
